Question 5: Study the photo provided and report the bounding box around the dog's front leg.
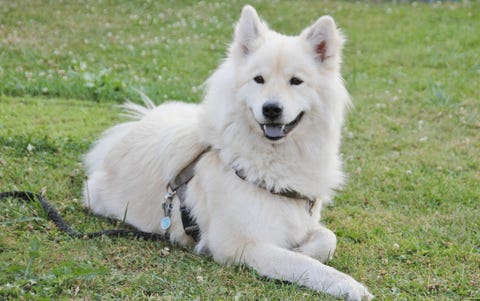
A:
[241,243,373,301]
[294,226,337,263]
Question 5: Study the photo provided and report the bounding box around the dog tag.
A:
[160,216,171,230]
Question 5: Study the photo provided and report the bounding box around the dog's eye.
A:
[253,75,265,84]
[289,77,303,86]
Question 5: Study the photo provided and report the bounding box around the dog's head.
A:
[229,6,347,143]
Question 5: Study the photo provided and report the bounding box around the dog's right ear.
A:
[232,5,266,57]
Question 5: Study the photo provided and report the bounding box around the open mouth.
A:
[260,112,304,141]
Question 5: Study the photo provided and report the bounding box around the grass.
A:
[1,0,479,300]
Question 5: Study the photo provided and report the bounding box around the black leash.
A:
[0,191,168,241]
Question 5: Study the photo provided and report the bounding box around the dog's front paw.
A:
[326,276,373,301]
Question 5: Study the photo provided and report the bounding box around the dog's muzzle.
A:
[260,112,304,141]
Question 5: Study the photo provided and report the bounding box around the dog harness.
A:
[161,148,210,242]
[162,147,317,242]
[234,168,317,214]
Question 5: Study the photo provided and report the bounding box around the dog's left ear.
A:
[301,16,345,70]
[232,5,267,57]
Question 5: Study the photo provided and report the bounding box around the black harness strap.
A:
[167,147,211,242]
[170,146,317,242]
[234,168,317,214]
[0,191,167,241]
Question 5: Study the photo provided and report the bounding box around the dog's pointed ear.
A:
[301,16,345,69]
[233,5,265,56]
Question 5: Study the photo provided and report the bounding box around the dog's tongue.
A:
[263,124,285,140]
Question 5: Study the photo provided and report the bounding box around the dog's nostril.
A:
[262,102,283,120]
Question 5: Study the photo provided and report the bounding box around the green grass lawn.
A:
[1,1,479,300]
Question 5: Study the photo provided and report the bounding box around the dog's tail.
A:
[121,89,156,119]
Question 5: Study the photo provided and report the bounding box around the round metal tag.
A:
[160,217,171,230]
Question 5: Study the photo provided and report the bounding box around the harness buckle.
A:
[161,186,176,231]
[164,190,176,202]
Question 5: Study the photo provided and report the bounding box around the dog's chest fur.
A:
[185,151,320,261]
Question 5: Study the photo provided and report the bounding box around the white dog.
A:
[83,6,373,300]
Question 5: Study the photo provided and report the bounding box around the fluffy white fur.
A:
[84,6,373,300]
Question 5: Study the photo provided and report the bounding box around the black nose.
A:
[262,102,283,120]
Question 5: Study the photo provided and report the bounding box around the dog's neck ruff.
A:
[165,147,317,241]
[233,168,316,215]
